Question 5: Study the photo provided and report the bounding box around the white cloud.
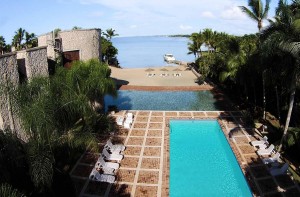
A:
[130,25,137,29]
[201,11,215,18]
[179,25,192,30]
[221,6,246,20]
[75,0,271,36]
[89,11,104,17]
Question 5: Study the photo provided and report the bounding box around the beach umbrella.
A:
[145,68,155,72]
[159,68,169,77]
[173,68,182,72]
[160,68,169,72]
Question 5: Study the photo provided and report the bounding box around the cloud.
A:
[89,11,104,17]
[201,11,215,18]
[179,25,192,30]
[221,6,246,20]
[75,0,271,36]
[130,25,137,29]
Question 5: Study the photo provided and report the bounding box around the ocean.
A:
[111,36,195,68]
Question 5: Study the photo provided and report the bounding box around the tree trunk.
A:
[278,73,296,152]
[262,70,266,120]
[275,85,281,123]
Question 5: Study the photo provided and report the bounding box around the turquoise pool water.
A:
[170,120,252,196]
[104,90,219,111]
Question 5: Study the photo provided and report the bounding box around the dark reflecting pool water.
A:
[104,90,221,111]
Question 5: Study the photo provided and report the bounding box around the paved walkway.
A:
[70,110,300,197]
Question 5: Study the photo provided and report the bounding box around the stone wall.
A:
[0,53,25,140]
[0,47,48,141]
[25,46,48,79]
[38,28,102,61]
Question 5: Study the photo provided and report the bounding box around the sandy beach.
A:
[110,65,200,87]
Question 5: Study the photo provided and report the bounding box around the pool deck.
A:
[70,110,300,197]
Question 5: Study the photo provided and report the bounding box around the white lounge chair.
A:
[126,113,133,119]
[257,144,275,156]
[123,121,132,129]
[116,116,124,126]
[125,114,133,122]
[102,148,124,162]
[89,168,115,183]
[95,156,119,170]
[269,163,289,176]
[124,113,133,129]
[147,73,155,77]
[104,139,125,153]
[94,163,115,175]
[262,152,281,164]
[251,136,268,146]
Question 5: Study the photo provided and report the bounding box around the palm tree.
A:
[240,0,271,120]
[202,28,216,52]
[12,28,25,50]
[103,28,119,40]
[260,0,300,151]
[9,77,98,193]
[24,32,37,49]
[53,28,61,38]
[188,32,204,59]
[55,59,117,111]
[101,37,118,64]
[239,0,271,32]
[0,36,6,54]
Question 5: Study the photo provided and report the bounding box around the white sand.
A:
[110,65,199,86]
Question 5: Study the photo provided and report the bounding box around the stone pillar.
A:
[25,46,49,80]
[0,53,26,140]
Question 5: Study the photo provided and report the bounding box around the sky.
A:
[0,0,283,42]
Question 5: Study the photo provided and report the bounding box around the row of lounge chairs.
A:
[146,73,182,77]
[116,113,134,129]
[250,136,289,176]
[89,139,126,183]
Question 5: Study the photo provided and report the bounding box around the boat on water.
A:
[164,54,175,62]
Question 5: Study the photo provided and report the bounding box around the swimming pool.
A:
[104,90,219,111]
[170,120,252,196]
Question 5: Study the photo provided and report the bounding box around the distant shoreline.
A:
[112,34,190,39]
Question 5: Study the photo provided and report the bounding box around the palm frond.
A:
[26,141,54,190]
[279,41,300,58]
[239,6,259,21]
[0,183,25,197]
[262,0,271,18]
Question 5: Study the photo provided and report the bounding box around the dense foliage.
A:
[101,28,119,66]
[0,59,116,196]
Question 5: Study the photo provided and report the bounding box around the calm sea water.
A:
[170,120,252,196]
[112,36,195,68]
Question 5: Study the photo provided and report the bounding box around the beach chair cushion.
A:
[102,148,124,162]
[251,136,268,146]
[96,156,120,169]
[104,139,125,153]
[89,168,115,183]
[257,144,275,156]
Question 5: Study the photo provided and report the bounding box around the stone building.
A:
[1,28,102,140]
[38,28,102,68]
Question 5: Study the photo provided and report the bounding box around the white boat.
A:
[164,54,175,62]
